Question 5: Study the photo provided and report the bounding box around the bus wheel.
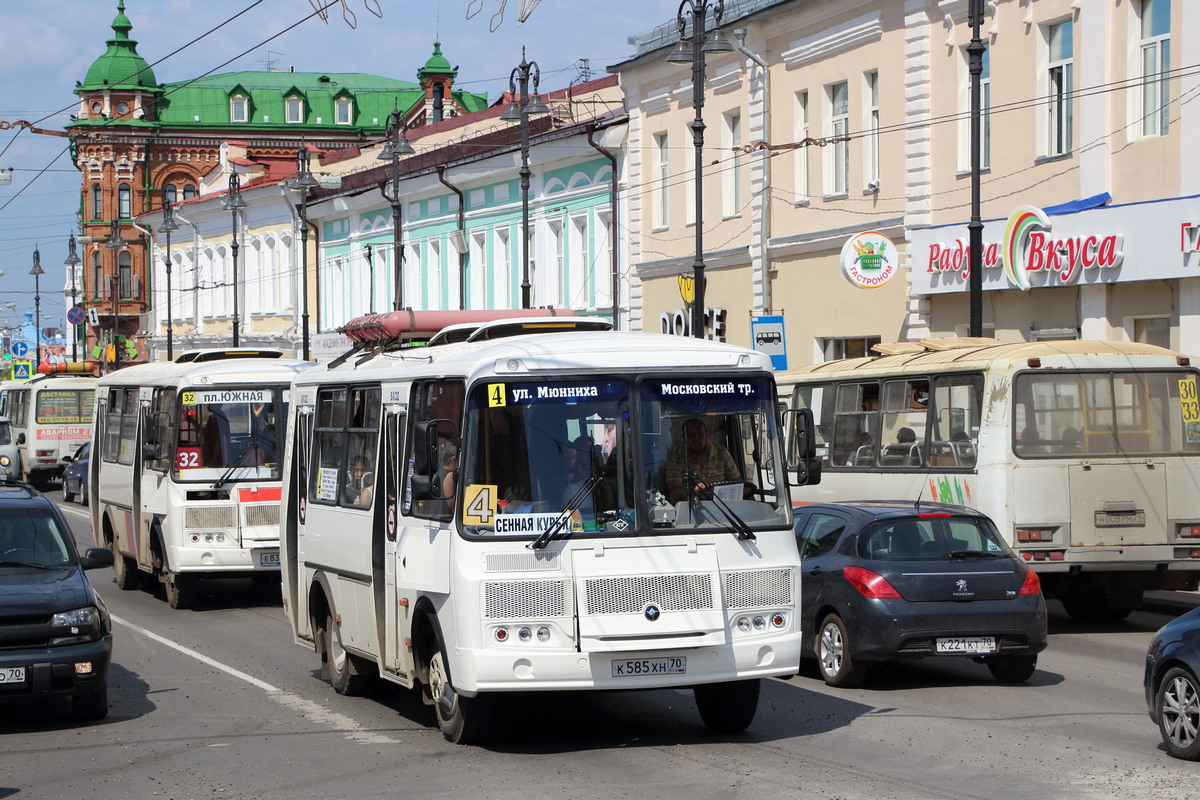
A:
[164,570,195,610]
[694,678,760,733]
[428,648,490,744]
[1061,591,1134,622]
[320,612,370,696]
[110,536,140,592]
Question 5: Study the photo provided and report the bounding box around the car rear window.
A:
[0,508,73,567]
[858,516,1010,561]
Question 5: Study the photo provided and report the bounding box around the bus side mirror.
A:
[410,420,439,501]
[787,408,822,487]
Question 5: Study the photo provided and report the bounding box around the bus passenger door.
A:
[137,399,167,565]
[379,409,410,678]
[285,410,313,639]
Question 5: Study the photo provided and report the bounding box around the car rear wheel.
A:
[986,654,1037,683]
[1157,666,1200,760]
[62,480,76,503]
[817,614,869,688]
[694,679,760,733]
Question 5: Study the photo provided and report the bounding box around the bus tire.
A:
[164,570,195,610]
[817,613,869,688]
[1061,590,1134,622]
[694,678,760,733]
[108,529,140,591]
[428,647,490,744]
[320,612,371,696]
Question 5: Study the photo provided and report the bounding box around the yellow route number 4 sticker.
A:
[462,484,498,526]
[487,383,506,407]
[1180,379,1200,443]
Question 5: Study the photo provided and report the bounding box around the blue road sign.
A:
[11,341,29,358]
[67,306,86,326]
[750,315,788,371]
[12,362,32,380]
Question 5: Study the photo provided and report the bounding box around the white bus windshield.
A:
[175,388,285,481]
[459,374,789,537]
[1013,369,1200,457]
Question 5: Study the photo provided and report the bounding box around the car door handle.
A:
[809,566,823,576]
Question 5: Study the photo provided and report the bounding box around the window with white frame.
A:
[596,211,613,307]
[865,71,879,190]
[286,96,304,124]
[652,132,669,229]
[722,111,743,217]
[547,220,564,306]
[427,238,442,308]
[494,227,510,309]
[958,45,992,171]
[230,95,248,123]
[570,213,590,308]
[335,97,353,125]
[1046,20,1074,157]
[821,336,882,362]
[794,91,810,204]
[828,81,850,195]
[1140,0,1171,137]
[469,232,486,307]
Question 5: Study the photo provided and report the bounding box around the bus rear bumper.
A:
[451,635,803,695]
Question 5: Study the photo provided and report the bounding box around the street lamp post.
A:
[159,199,179,361]
[500,50,550,310]
[224,173,247,347]
[966,0,986,337]
[668,0,732,339]
[64,234,81,363]
[30,247,44,369]
[378,105,415,311]
[105,220,127,373]
[288,148,320,360]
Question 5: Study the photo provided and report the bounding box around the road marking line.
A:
[111,614,402,744]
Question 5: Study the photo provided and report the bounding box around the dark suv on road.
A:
[0,479,114,720]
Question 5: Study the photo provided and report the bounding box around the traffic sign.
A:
[750,315,788,371]
[11,341,28,358]
[11,362,32,380]
[67,305,86,326]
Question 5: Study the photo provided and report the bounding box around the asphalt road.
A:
[2,490,1198,800]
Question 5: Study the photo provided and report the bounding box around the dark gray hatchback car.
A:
[795,501,1047,688]
[0,479,114,720]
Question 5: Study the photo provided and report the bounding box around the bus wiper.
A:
[685,472,756,542]
[213,443,254,490]
[528,475,601,551]
[949,550,999,559]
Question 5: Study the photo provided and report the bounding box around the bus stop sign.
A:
[751,316,787,370]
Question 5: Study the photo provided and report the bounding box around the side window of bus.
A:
[103,389,124,463]
[834,382,880,468]
[879,379,927,467]
[308,386,382,510]
[148,388,178,471]
[346,386,381,509]
[931,374,983,467]
[406,379,465,520]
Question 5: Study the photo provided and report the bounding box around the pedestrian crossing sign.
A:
[11,361,32,381]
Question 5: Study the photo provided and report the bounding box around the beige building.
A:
[614,0,1200,365]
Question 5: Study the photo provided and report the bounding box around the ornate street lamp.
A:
[967,0,987,337]
[500,49,550,310]
[223,173,247,346]
[287,147,320,360]
[378,105,415,311]
[30,246,44,369]
[159,198,179,360]
[668,0,732,338]
[64,234,81,363]
[105,219,127,372]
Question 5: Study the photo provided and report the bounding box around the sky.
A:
[0,0,662,337]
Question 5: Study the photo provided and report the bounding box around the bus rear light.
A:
[1179,357,1191,366]
[1179,525,1200,538]
[1016,528,1054,543]
[1027,358,1042,368]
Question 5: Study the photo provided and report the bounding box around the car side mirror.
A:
[16,432,25,445]
[62,455,74,463]
[79,547,115,570]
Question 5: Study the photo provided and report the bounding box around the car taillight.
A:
[1019,568,1042,596]
[843,565,903,599]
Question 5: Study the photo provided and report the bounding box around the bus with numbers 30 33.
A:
[279,310,821,744]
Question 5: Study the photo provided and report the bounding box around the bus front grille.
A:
[723,569,793,609]
[483,580,570,618]
[243,504,280,528]
[584,574,714,615]
[184,506,237,530]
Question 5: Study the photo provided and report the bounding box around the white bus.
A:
[1,372,96,489]
[777,338,1200,620]
[281,311,818,743]
[91,349,314,608]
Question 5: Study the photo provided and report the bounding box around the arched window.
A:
[91,251,103,299]
[119,251,132,298]
[91,184,103,220]
[118,183,131,219]
[183,184,197,200]
[164,184,177,206]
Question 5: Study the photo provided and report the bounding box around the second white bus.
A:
[91,349,314,608]
[779,337,1200,620]
[2,372,96,489]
